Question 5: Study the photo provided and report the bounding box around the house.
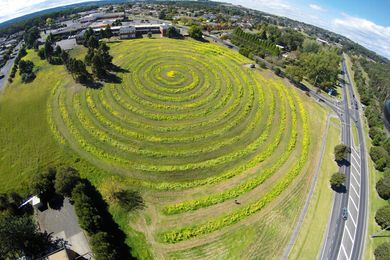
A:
[316,37,329,45]
[119,26,136,39]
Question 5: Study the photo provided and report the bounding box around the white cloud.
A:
[0,0,97,23]
[332,14,390,59]
[309,4,326,12]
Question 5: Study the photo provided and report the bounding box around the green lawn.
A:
[0,38,328,258]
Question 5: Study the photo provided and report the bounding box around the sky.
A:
[0,0,389,58]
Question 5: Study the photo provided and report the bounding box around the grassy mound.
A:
[1,38,327,258]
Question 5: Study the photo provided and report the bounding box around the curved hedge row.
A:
[159,92,309,243]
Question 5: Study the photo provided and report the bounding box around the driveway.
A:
[36,198,92,258]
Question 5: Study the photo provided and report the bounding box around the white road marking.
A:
[352,146,360,158]
[351,184,360,199]
[350,196,359,211]
[350,173,361,187]
[351,153,361,168]
[341,244,349,260]
[349,210,357,227]
[345,225,354,241]
[351,163,360,176]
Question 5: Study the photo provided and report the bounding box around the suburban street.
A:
[0,41,21,91]
[319,59,368,260]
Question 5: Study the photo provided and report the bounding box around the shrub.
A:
[334,144,350,161]
[375,205,390,229]
[374,242,390,260]
[54,167,81,197]
[375,158,388,171]
[30,167,56,200]
[188,25,203,39]
[90,232,118,260]
[376,177,390,200]
[330,172,346,190]
[71,182,102,234]
[370,146,388,162]
[113,190,144,211]
[21,72,36,83]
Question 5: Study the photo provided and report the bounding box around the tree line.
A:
[349,58,390,258]
[230,27,281,57]
[30,166,136,259]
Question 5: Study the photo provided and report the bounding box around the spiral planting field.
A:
[47,38,321,258]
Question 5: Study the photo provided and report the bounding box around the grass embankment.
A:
[0,49,152,259]
[289,116,341,259]
[0,38,327,258]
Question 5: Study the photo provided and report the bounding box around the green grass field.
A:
[0,38,328,258]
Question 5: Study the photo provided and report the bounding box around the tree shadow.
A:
[336,159,350,167]
[115,190,145,212]
[102,72,122,84]
[196,37,210,43]
[79,179,135,259]
[48,194,64,210]
[111,64,130,73]
[331,184,347,193]
[82,79,103,89]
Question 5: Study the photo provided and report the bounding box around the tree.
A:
[330,172,346,190]
[23,26,40,48]
[334,144,350,162]
[84,48,95,65]
[54,167,81,197]
[113,190,144,211]
[0,193,22,216]
[92,55,106,78]
[0,215,52,259]
[38,47,45,60]
[46,17,54,26]
[104,24,112,38]
[301,39,320,53]
[188,25,203,39]
[97,42,113,69]
[71,182,102,233]
[375,205,390,229]
[370,146,387,161]
[88,35,99,49]
[375,242,390,260]
[44,40,53,59]
[376,177,390,200]
[147,31,152,38]
[18,60,34,74]
[83,28,94,47]
[90,232,118,260]
[167,27,179,38]
[30,167,57,200]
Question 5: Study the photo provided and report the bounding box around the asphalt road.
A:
[0,41,21,91]
[319,59,368,260]
[344,59,368,260]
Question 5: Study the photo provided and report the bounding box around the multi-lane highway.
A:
[319,59,368,260]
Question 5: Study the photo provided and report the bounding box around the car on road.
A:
[0,73,5,79]
[342,207,348,220]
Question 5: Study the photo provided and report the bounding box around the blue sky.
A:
[0,0,389,58]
